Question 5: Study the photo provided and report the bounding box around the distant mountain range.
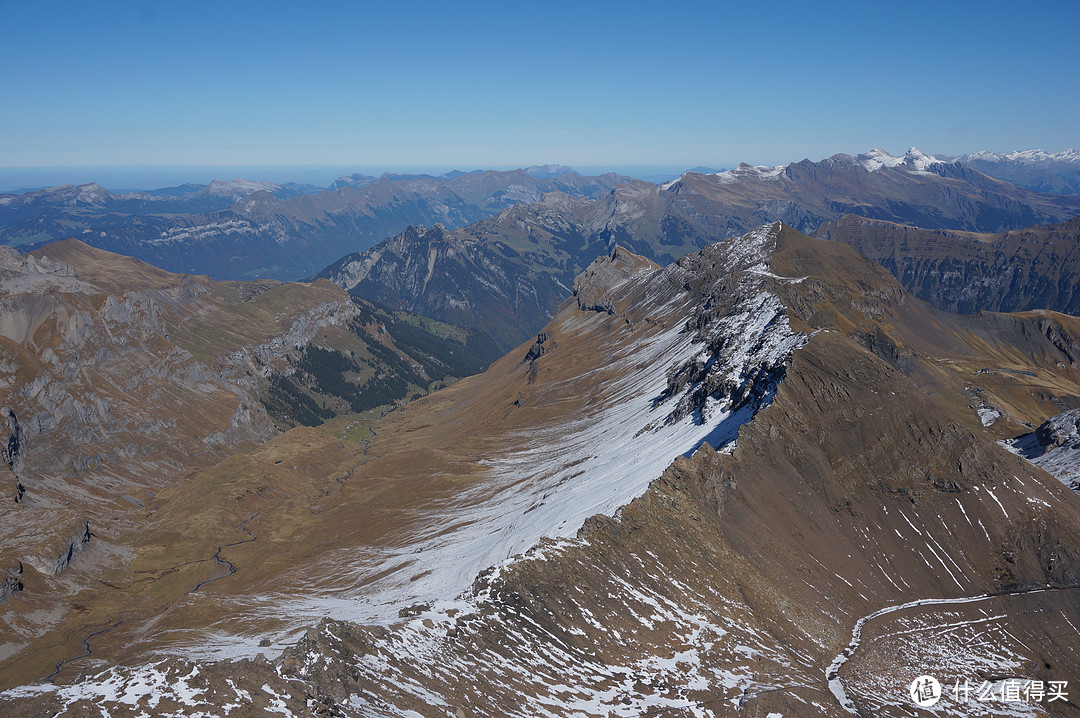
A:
[139,177,326,203]
[4,148,1080,292]
[0,168,635,281]
[949,149,1080,195]
[320,148,1080,349]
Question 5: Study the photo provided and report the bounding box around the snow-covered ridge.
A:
[659,163,786,191]
[287,225,803,621]
[712,163,787,184]
[246,224,810,715]
[259,225,806,648]
[856,147,943,173]
[661,147,947,191]
[958,149,1080,165]
[658,174,684,191]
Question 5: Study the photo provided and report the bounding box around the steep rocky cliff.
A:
[816,214,1080,316]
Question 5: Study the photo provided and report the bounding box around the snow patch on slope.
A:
[150,219,259,246]
[6,224,809,697]
[309,530,809,717]
[0,662,256,717]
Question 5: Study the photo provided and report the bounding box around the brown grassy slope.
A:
[0,241,359,686]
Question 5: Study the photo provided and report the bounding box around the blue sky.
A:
[1,0,1077,179]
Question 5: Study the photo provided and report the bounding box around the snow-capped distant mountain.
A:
[957,148,1080,165]
[663,148,945,190]
[656,147,1080,236]
[855,146,943,173]
[951,149,1080,194]
[712,162,788,184]
[523,163,575,178]
[320,151,1080,354]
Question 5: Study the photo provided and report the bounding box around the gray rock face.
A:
[220,298,361,388]
[1009,409,1080,492]
[0,243,367,617]
[1,406,20,469]
[816,216,1080,316]
[53,522,90,575]
[325,221,581,350]
[1035,409,1080,452]
[572,245,658,316]
[0,575,22,604]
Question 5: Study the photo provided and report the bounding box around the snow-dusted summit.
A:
[855,146,943,173]
[661,148,946,190]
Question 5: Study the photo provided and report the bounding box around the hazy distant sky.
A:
[2,0,1077,172]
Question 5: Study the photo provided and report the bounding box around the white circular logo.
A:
[910,675,942,707]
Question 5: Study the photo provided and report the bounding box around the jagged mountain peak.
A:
[571,244,660,313]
